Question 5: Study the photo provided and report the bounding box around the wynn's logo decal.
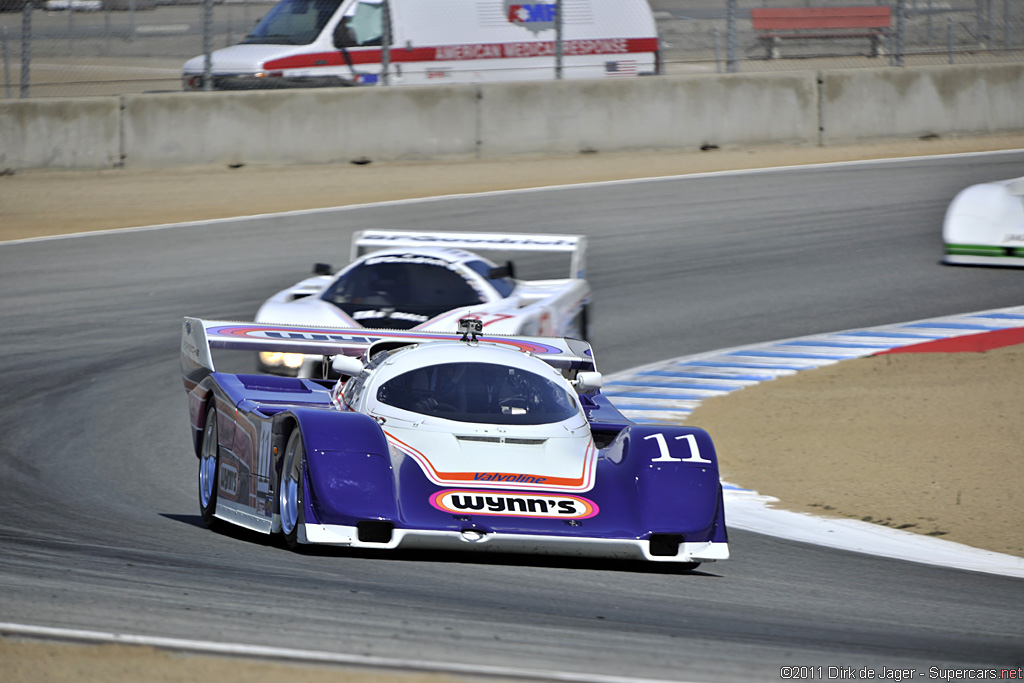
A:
[430,490,598,519]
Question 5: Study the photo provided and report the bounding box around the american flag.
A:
[604,60,637,77]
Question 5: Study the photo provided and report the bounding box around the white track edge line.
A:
[4,147,1022,247]
[0,622,701,683]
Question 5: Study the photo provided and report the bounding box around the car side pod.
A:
[605,424,726,547]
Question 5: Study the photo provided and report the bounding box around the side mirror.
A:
[574,371,603,393]
[488,260,516,280]
[332,355,364,377]
[313,262,332,275]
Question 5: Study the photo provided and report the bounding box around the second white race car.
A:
[256,230,592,376]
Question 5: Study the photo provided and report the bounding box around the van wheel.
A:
[279,429,306,550]
[198,405,221,530]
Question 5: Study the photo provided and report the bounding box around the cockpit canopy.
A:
[320,252,516,329]
[376,361,579,425]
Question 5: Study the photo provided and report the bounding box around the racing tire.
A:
[198,405,221,530]
[279,429,307,550]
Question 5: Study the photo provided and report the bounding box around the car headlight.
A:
[259,352,305,369]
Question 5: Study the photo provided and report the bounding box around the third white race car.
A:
[943,176,1024,267]
[256,230,592,376]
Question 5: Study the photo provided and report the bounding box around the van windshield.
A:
[242,0,343,45]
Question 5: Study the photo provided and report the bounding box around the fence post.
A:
[19,1,30,99]
[67,0,74,55]
[714,27,721,74]
[926,0,932,47]
[2,27,10,99]
[947,17,954,64]
[380,0,390,85]
[1004,0,1010,49]
[895,0,905,66]
[986,0,993,51]
[974,0,985,48]
[554,0,563,80]
[203,0,213,91]
[726,0,737,73]
[129,0,136,42]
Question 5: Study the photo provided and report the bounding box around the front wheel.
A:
[278,429,306,550]
[198,405,221,530]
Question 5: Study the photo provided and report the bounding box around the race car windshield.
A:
[377,362,579,425]
[321,257,486,329]
[241,0,343,45]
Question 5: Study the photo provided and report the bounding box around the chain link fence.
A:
[2,0,1022,98]
[656,0,1024,74]
[0,0,275,97]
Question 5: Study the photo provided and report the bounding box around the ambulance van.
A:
[182,0,659,90]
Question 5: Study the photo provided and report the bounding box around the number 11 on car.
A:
[645,432,712,463]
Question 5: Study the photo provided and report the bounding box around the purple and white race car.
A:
[181,317,729,568]
[255,230,591,376]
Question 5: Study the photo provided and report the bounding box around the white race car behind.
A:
[943,176,1024,267]
[256,230,592,376]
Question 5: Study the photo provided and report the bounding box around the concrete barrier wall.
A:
[0,97,120,170]
[820,63,1024,145]
[477,72,818,156]
[121,86,480,167]
[0,64,1020,171]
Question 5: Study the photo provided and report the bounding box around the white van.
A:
[182,0,659,90]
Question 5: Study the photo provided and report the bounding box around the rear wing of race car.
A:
[350,230,588,280]
[181,317,597,388]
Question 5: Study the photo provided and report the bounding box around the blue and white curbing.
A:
[604,305,1024,577]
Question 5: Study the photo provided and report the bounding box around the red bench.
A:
[750,6,892,60]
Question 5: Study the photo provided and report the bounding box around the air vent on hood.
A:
[456,435,547,446]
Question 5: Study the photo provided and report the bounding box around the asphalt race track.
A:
[2,151,1023,681]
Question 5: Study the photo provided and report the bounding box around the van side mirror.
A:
[334,19,356,48]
